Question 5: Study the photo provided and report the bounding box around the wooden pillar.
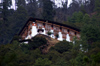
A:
[51,24,53,30]
[60,27,62,32]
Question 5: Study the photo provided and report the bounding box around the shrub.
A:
[33,58,52,66]
[47,31,52,35]
[28,36,47,49]
[53,40,72,53]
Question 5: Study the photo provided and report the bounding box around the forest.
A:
[0,0,100,66]
[0,0,100,44]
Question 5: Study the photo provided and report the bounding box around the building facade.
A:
[18,18,80,42]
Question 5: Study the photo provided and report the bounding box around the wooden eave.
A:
[18,17,81,35]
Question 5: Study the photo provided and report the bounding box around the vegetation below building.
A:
[0,35,100,66]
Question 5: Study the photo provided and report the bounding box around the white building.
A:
[19,18,80,42]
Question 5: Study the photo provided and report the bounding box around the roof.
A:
[18,17,80,35]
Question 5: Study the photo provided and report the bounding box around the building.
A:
[18,17,80,42]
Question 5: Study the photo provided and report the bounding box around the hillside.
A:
[0,34,100,66]
[30,34,59,53]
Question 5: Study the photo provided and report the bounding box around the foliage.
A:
[42,0,55,21]
[91,52,100,63]
[16,0,26,8]
[53,40,72,53]
[47,50,61,63]
[55,34,59,39]
[68,11,83,23]
[0,0,100,66]
[91,41,100,49]
[52,58,68,66]
[81,25,100,50]
[47,31,52,35]
[75,53,86,66]
[82,14,90,24]
[0,0,100,45]
[83,56,89,63]
[2,1,8,22]
[33,58,52,66]
[95,0,100,12]
[0,4,28,44]
[0,39,100,66]
[28,36,47,49]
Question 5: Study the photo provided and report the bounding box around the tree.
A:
[76,11,83,22]
[47,31,52,36]
[0,0,12,44]
[82,14,90,24]
[83,56,90,65]
[95,0,100,12]
[81,25,100,50]
[15,0,26,8]
[68,11,83,23]
[2,0,12,20]
[53,40,72,53]
[33,58,52,66]
[2,1,9,22]
[88,0,95,13]
[0,41,20,66]
[28,36,47,49]
[53,58,68,66]
[42,0,55,21]
[67,0,80,15]
[74,53,86,66]
[69,12,77,23]
[55,34,59,39]
[13,6,28,33]
[91,52,100,65]
[26,0,38,17]
[1,51,17,66]
[0,6,28,44]
[62,0,68,13]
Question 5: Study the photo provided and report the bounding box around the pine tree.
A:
[26,0,38,17]
[15,0,26,8]
[42,0,55,21]
[95,0,100,12]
